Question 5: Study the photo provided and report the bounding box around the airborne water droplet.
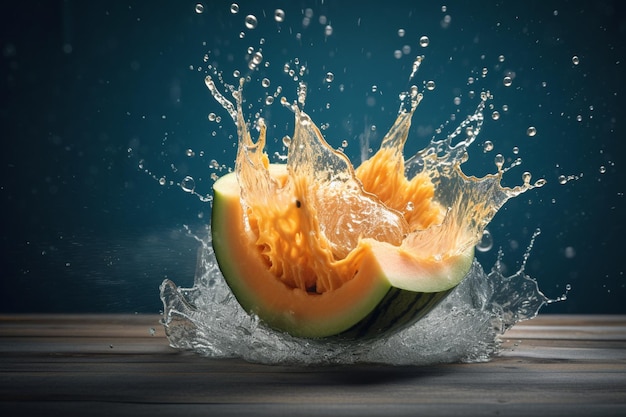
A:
[181,176,196,193]
[419,35,430,47]
[476,229,493,252]
[245,15,258,30]
[274,9,285,22]
[526,126,537,137]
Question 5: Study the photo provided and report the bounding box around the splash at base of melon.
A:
[159,228,549,365]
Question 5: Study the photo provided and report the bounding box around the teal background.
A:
[1,1,624,314]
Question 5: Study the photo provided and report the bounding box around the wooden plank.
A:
[1,314,625,416]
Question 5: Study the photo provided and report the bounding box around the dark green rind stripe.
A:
[336,288,453,340]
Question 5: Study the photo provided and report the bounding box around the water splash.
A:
[160,227,549,365]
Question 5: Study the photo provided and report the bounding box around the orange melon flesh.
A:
[212,163,474,338]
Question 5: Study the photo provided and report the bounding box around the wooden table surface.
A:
[1,314,625,416]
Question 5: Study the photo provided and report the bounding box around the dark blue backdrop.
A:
[1,0,624,314]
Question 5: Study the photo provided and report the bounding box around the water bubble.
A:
[565,283,572,291]
[274,9,285,22]
[208,112,216,122]
[483,140,494,152]
[491,111,500,120]
[159,177,166,186]
[341,139,348,148]
[181,176,196,193]
[476,229,494,252]
[425,80,436,91]
[512,146,519,154]
[325,72,334,83]
[230,3,239,14]
[252,51,263,64]
[572,55,580,65]
[245,15,258,29]
[324,25,333,36]
[261,78,270,88]
[453,96,461,106]
[498,55,505,62]
[195,3,204,14]
[419,35,430,47]
[186,149,195,157]
[599,165,606,174]
[503,76,512,87]
[398,28,406,37]
[526,126,537,137]
[393,50,402,59]
[576,114,582,122]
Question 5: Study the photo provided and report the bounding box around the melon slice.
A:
[210,85,481,339]
[212,162,473,339]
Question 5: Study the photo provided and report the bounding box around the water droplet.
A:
[261,78,270,88]
[572,55,580,65]
[341,139,348,148]
[503,76,512,87]
[195,3,204,14]
[512,146,519,154]
[494,153,505,170]
[565,283,572,291]
[398,28,406,37]
[208,112,216,122]
[558,175,567,185]
[498,55,505,62]
[159,177,166,186]
[186,149,195,157]
[265,96,274,105]
[483,140,494,152]
[419,35,429,47]
[252,51,263,64]
[325,72,334,83]
[599,165,606,174]
[425,80,436,91]
[324,25,333,36]
[230,3,239,14]
[394,50,402,59]
[491,111,500,120]
[245,15,258,29]
[274,9,285,22]
[181,176,196,193]
[576,114,582,122]
[405,201,414,211]
[522,171,532,185]
[476,229,493,252]
[282,136,292,147]
[564,246,576,259]
[526,126,537,137]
